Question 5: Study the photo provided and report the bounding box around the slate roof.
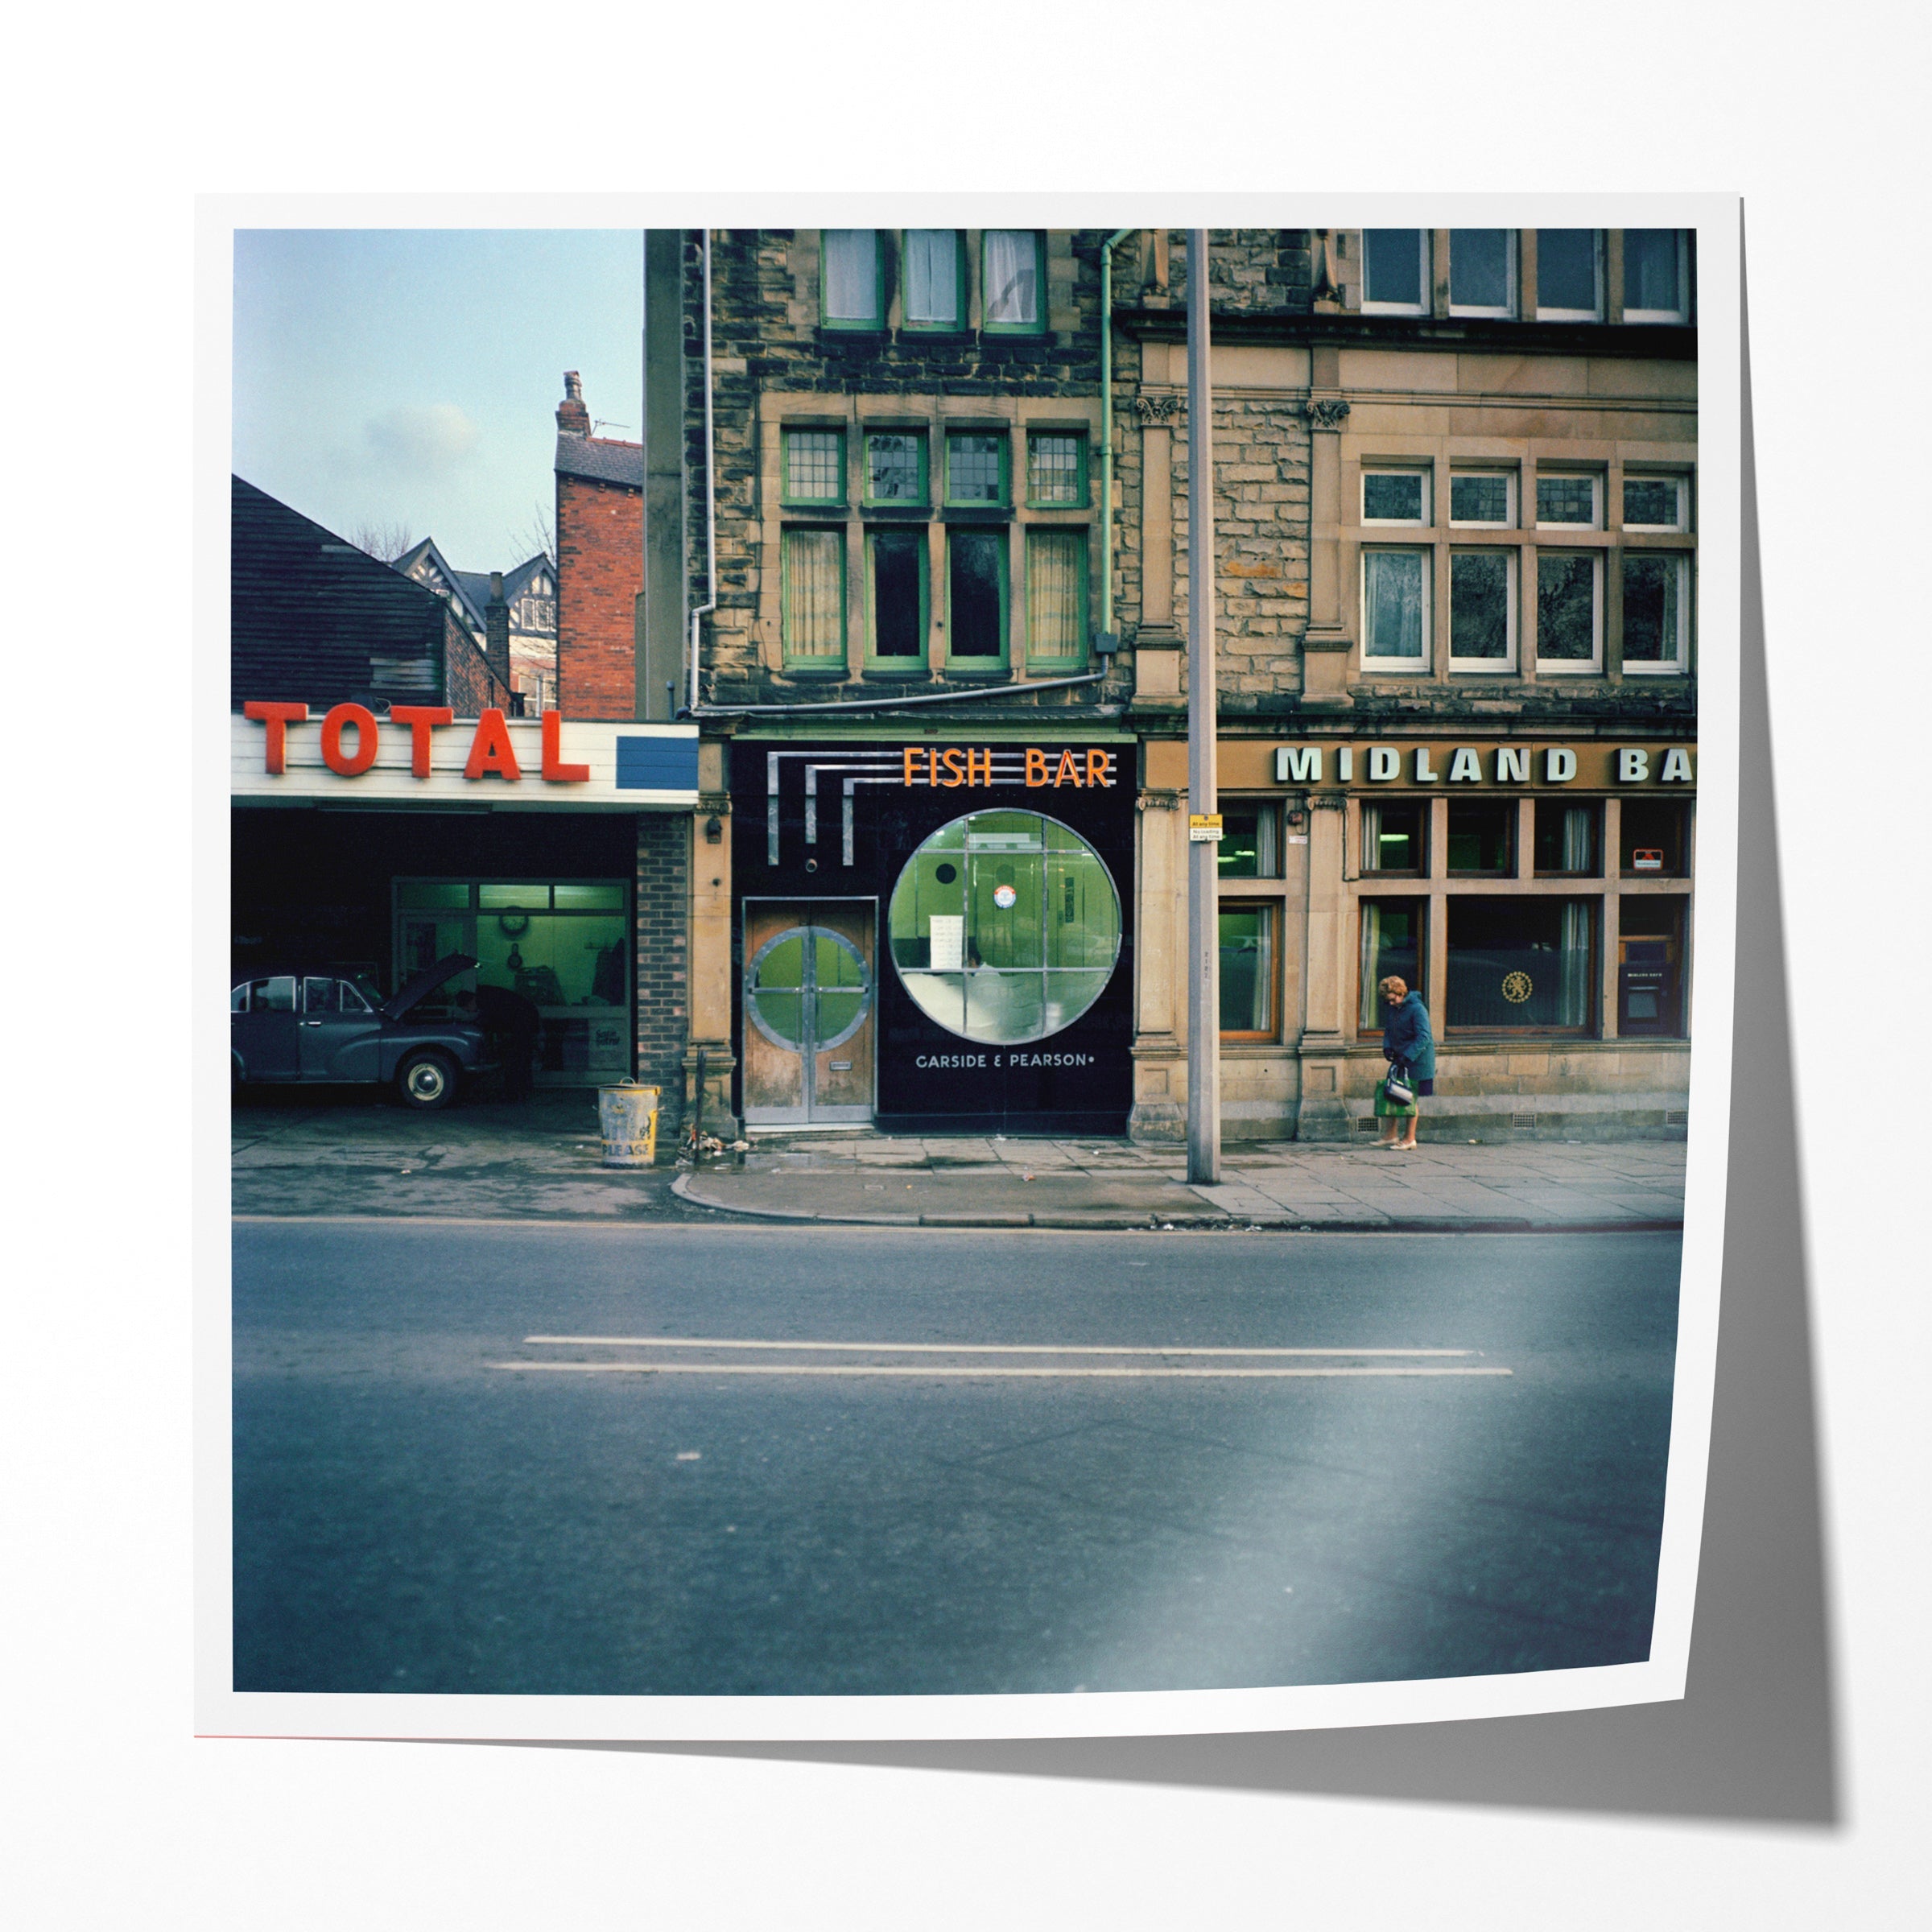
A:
[231,477,469,708]
[555,431,643,489]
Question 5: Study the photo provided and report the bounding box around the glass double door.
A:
[741,899,875,1125]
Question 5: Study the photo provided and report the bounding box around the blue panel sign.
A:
[615,735,700,793]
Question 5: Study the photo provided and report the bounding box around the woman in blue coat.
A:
[1373,976,1435,1150]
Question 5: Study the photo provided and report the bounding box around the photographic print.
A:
[204,204,1737,1740]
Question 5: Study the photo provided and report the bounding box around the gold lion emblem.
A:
[1501,971,1534,1004]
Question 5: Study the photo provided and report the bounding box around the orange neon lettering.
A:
[320,703,379,777]
[463,708,522,781]
[902,746,923,786]
[1054,749,1082,786]
[541,709,589,782]
[939,747,967,787]
[967,748,993,786]
[1086,749,1113,788]
[244,700,308,775]
[389,705,454,778]
[1025,748,1050,786]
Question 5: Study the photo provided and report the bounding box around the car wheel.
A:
[396,1050,456,1110]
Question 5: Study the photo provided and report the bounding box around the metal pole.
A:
[1186,229,1221,1185]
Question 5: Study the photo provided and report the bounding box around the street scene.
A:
[228,225,1699,1704]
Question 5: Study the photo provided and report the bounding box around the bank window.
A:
[1536,229,1603,320]
[1449,549,1516,670]
[946,431,1008,506]
[982,231,1043,332]
[781,527,846,665]
[1360,800,1424,873]
[1621,798,1690,877]
[1027,431,1088,506]
[1026,528,1087,666]
[1358,900,1424,1030]
[1536,551,1602,671]
[903,229,964,330]
[1536,472,1601,527]
[887,810,1121,1046]
[1534,799,1600,876]
[1363,468,1428,526]
[1220,906,1278,1039]
[1619,896,1687,1036]
[1447,897,1595,1031]
[1451,471,1515,527]
[1622,553,1690,673]
[1447,799,1513,875]
[1363,229,1428,313]
[820,229,882,328]
[1624,475,1689,531]
[1218,804,1282,879]
[782,428,845,506]
[867,528,927,666]
[1362,549,1429,665]
[865,431,927,506]
[1624,229,1690,324]
[1449,229,1515,316]
[947,527,1007,663]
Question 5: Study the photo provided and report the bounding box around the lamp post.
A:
[1185,229,1221,1185]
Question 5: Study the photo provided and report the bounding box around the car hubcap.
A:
[408,1063,445,1100]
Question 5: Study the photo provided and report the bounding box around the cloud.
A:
[363,403,481,477]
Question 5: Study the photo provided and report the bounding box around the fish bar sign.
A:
[898,747,1119,789]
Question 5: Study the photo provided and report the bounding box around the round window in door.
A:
[888,809,1121,1044]
[745,927,872,1054]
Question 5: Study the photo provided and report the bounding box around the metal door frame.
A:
[741,897,877,1129]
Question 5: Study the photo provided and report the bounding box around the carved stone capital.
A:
[1136,788,1186,812]
[1304,398,1352,429]
[1134,393,1181,423]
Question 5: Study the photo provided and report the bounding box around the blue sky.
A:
[232,229,642,568]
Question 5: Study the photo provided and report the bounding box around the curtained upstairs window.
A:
[782,528,844,664]
[1026,528,1086,664]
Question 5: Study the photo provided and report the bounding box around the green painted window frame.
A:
[780,427,847,508]
[944,429,1010,506]
[864,526,931,673]
[943,526,1010,673]
[899,229,968,332]
[862,428,929,507]
[778,525,848,671]
[819,229,884,331]
[1024,526,1090,671]
[980,229,1046,335]
[1025,430,1089,508]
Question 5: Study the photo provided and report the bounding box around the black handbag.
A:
[1383,1061,1415,1107]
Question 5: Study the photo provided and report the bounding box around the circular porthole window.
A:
[887,809,1121,1045]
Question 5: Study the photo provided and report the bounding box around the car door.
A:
[233,975,299,1080]
[298,976,382,1082]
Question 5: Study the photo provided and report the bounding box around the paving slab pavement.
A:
[229,1092,1684,1231]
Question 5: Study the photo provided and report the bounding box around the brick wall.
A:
[634,813,689,1147]
[557,469,642,719]
[440,606,515,715]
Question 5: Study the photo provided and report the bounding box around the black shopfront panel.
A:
[733,742,1135,1135]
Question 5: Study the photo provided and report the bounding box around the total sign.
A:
[232,704,700,810]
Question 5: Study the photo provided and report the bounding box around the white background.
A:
[11,4,1922,1925]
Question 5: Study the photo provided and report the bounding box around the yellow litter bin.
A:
[597,1082,660,1167]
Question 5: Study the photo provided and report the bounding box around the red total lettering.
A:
[320,703,380,776]
[244,700,309,774]
[541,710,589,782]
[390,705,454,778]
[463,709,522,781]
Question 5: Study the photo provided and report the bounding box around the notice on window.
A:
[928,915,965,970]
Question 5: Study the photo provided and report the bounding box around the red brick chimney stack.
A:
[485,569,512,690]
[557,370,591,436]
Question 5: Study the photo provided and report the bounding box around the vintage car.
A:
[230,952,493,1109]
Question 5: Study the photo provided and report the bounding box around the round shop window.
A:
[887,809,1121,1046]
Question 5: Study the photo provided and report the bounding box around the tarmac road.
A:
[230,1220,1682,1697]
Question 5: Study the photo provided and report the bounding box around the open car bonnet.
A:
[382,953,479,1021]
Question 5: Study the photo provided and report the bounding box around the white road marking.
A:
[519,1335,1476,1359]
[488,1362,1512,1380]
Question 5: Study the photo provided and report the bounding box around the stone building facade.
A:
[633,226,1698,1145]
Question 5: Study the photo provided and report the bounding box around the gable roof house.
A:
[396,538,559,715]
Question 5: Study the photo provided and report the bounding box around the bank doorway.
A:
[741,899,876,1127]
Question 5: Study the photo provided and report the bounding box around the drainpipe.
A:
[687,229,716,712]
[1099,229,1134,650]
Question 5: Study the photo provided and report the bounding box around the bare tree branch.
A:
[352,519,415,564]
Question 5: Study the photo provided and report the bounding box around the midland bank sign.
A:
[231,704,700,811]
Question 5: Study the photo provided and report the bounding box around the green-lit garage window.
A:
[1026,527,1087,667]
[782,527,846,667]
